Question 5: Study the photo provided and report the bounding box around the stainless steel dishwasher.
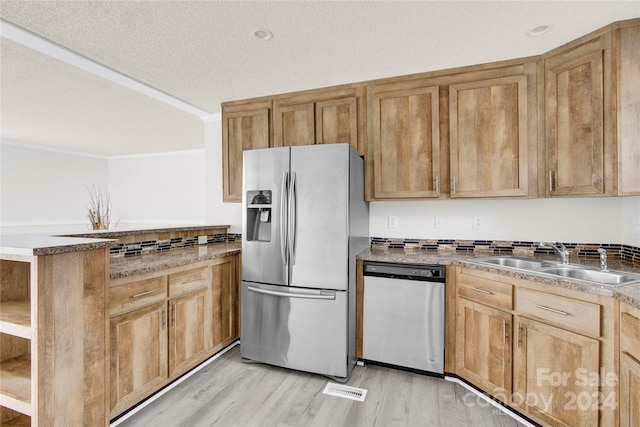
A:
[362,261,445,376]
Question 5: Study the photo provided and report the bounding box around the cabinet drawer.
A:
[621,311,640,359]
[457,270,513,310]
[516,287,600,338]
[169,266,210,296]
[110,276,167,316]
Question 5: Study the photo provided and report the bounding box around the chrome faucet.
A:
[597,248,609,272]
[539,241,570,264]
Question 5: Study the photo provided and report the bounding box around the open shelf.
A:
[0,301,31,339]
[0,352,31,416]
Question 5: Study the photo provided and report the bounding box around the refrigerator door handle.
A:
[247,286,336,300]
[280,172,289,266]
[289,171,298,265]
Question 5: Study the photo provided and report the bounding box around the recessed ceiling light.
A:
[253,28,273,41]
[526,25,553,37]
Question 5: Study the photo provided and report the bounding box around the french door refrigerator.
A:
[241,143,368,380]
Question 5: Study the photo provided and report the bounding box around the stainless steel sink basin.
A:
[473,257,560,270]
[542,267,640,287]
[470,256,640,287]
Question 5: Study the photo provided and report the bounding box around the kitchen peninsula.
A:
[0,225,240,426]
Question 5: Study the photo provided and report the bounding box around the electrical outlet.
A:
[388,215,398,228]
[635,218,640,234]
[473,216,485,229]
[434,216,444,229]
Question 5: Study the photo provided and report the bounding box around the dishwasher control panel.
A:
[363,261,445,282]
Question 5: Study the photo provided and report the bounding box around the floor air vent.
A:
[322,382,367,402]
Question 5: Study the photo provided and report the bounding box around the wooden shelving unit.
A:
[1,245,110,427]
[0,256,36,425]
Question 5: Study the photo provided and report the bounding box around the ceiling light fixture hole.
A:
[526,25,553,37]
[253,28,273,41]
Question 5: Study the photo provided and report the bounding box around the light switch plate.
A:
[434,216,444,229]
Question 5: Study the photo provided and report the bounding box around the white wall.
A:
[108,149,207,227]
[0,141,108,233]
[2,130,640,247]
[370,197,640,246]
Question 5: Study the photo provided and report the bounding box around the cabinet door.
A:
[456,298,512,400]
[315,96,359,152]
[513,316,600,427]
[620,353,640,427]
[371,85,441,198]
[273,100,315,147]
[545,35,611,196]
[450,75,530,197]
[222,101,271,202]
[168,288,207,377]
[110,301,168,415]
[211,256,238,350]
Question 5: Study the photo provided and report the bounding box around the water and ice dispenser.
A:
[246,190,272,242]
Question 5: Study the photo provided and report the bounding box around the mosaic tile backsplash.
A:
[110,233,241,257]
[110,232,639,265]
[370,237,640,264]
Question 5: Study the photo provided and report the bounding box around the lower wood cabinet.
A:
[108,254,240,419]
[168,288,207,377]
[211,255,238,348]
[453,266,616,427]
[619,303,640,427]
[456,298,512,401]
[513,316,600,427]
[110,301,168,416]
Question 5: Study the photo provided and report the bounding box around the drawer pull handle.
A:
[131,290,156,299]
[184,278,203,284]
[535,304,568,316]
[470,287,493,295]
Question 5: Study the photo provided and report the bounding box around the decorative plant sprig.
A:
[86,185,113,230]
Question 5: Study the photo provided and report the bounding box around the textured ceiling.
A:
[1,1,639,156]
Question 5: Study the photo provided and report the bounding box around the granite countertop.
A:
[0,224,231,257]
[62,224,231,239]
[0,234,116,256]
[110,242,241,280]
[358,248,640,310]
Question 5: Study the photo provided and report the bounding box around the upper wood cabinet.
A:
[449,62,539,198]
[369,81,442,199]
[221,100,271,202]
[272,87,365,155]
[368,60,539,200]
[544,22,640,196]
[221,19,639,202]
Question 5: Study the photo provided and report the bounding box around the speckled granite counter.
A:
[64,224,231,239]
[110,242,241,279]
[357,248,640,310]
[0,233,115,256]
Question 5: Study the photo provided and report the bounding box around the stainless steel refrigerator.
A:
[241,143,369,380]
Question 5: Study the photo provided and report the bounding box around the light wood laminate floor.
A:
[114,345,526,427]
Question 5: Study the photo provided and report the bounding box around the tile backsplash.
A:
[109,232,639,265]
[110,233,241,257]
[370,237,640,264]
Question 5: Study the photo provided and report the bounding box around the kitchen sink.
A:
[470,256,640,288]
[475,257,560,270]
[542,267,640,287]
